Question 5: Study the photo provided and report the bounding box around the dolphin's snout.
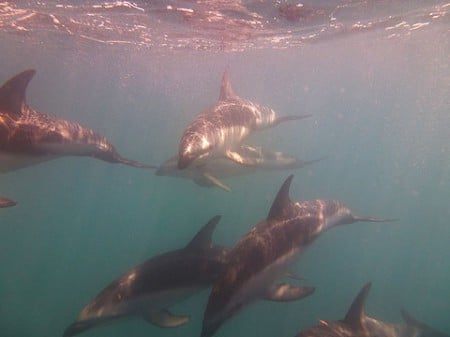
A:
[178,154,194,170]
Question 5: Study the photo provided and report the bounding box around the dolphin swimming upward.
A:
[64,215,228,337]
[201,175,397,337]
[0,69,153,172]
[157,144,325,192]
[296,282,449,337]
[177,69,311,169]
[0,196,16,207]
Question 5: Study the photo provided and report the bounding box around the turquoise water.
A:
[1,22,449,337]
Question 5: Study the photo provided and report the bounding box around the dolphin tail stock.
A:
[273,113,312,127]
[401,310,450,337]
[0,196,17,208]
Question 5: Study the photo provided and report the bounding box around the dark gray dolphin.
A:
[201,175,397,337]
[0,70,153,172]
[0,196,16,207]
[296,282,449,337]
[177,69,311,169]
[157,144,324,192]
[63,215,228,337]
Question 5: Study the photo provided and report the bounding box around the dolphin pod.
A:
[201,175,397,337]
[0,68,445,337]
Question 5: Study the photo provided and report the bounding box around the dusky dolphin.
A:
[201,175,397,337]
[177,69,311,169]
[157,144,325,192]
[0,69,153,172]
[296,282,449,337]
[64,215,229,337]
[0,196,16,207]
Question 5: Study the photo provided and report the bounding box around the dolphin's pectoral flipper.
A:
[272,113,312,127]
[225,150,261,166]
[201,172,231,192]
[285,271,305,281]
[264,283,315,302]
[143,309,190,328]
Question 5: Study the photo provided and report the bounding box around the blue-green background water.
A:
[1,11,449,337]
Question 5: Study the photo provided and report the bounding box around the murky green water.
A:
[1,22,449,337]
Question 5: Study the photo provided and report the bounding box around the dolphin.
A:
[296,282,449,337]
[64,215,229,337]
[201,175,397,337]
[0,69,153,172]
[157,144,325,192]
[177,69,311,169]
[0,196,16,207]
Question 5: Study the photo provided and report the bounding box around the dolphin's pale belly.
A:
[80,285,203,321]
[0,151,57,172]
[365,317,416,337]
[0,141,102,172]
[36,141,102,156]
[222,247,301,320]
[212,125,250,153]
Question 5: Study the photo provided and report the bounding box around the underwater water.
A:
[0,1,449,337]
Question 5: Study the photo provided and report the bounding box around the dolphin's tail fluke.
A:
[401,310,450,337]
[0,196,17,208]
[273,114,312,126]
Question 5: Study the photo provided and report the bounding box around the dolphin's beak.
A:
[273,113,312,126]
[352,215,399,223]
[0,197,17,208]
[178,154,193,169]
[114,155,157,169]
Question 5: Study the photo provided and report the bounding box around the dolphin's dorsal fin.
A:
[267,175,294,221]
[219,68,238,101]
[343,282,372,330]
[185,215,221,250]
[0,69,36,118]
